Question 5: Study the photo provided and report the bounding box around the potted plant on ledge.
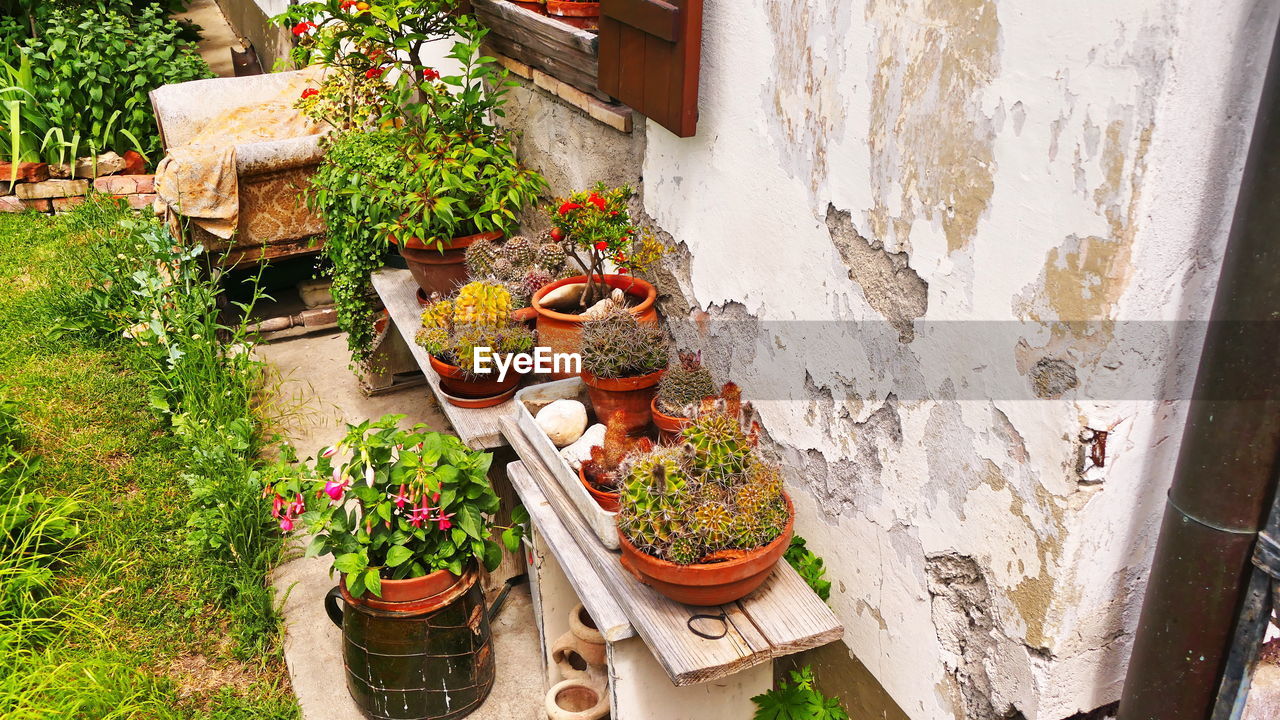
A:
[579,305,669,434]
[579,412,651,512]
[416,280,537,407]
[615,387,794,605]
[265,415,520,720]
[531,183,665,373]
[651,351,720,442]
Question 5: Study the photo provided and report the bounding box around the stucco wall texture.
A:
[505,0,1279,718]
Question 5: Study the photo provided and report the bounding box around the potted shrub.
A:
[615,389,794,605]
[579,412,651,512]
[415,280,536,407]
[265,415,523,719]
[280,4,546,299]
[531,184,665,372]
[652,351,719,442]
[580,305,668,434]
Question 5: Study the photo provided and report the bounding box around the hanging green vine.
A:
[305,130,403,363]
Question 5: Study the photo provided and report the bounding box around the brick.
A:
[490,49,532,79]
[52,196,85,213]
[15,179,87,200]
[0,196,23,212]
[0,162,49,183]
[94,174,154,195]
[73,152,125,178]
[125,193,157,210]
[531,69,560,95]
[587,101,633,133]
[24,198,51,212]
[123,150,146,175]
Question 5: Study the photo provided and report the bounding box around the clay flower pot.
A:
[544,678,609,720]
[650,396,692,443]
[546,0,599,17]
[531,274,658,379]
[617,494,795,606]
[551,604,607,679]
[338,566,462,612]
[395,229,501,298]
[578,464,620,513]
[428,354,525,408]
[581,368,663,436]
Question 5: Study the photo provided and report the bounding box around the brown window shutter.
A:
[597,0,702,137]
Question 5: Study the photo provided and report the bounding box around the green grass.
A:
[0,203,298,718]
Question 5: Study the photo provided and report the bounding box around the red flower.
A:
[549,227,564,241]
[586,193,606,210]
[339,0,357,8]
[558,201,582,215]
[594,241,608,251]
[617,267,629,274]
[300,87,319,99]
[614,253,627,263]
[365,66,384,79]
[291,21,316,36]
[423,67,440,81]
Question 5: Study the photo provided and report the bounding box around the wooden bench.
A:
[372,267,845,717]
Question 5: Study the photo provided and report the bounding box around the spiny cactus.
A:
[464,237,501,277]
[452,281,511,327]
[533,240,566,273]
[451,323,535,373]
[501,235,536,267]
[616,396,788,563]
[419,295,454,329]
[491,256,516,282]
[521,268,554,301]
[657,351,718,417]
[580,305,669,379]
[583,413,653,490]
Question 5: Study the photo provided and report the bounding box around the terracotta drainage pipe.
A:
[1117,18,1280,720]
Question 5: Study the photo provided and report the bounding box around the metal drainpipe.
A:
[1117,17,1280,720]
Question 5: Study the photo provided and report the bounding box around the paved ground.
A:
[175,0,244,78]
[260,333,545,720]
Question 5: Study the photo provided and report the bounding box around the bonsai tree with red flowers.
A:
[549,183,665,309]
[263,415,525,598]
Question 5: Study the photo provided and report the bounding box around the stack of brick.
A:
[0,151,162,215]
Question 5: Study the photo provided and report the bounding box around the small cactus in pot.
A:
[579,306,669,435]
[615,394,793,607]
[652,351,720,441]
[580,412,652,511]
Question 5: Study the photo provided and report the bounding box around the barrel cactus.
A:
[415,281,534,376]
[452,280,511,326]
[580,306,669,379]
[656,351,718,417]
[464,237,501,277]
[501,235,536,267]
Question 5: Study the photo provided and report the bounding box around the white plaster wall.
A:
[641,0,1279,718]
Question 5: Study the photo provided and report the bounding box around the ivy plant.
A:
[785,535,832,602]
[752,667,850,720]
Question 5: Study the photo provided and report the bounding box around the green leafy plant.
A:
[415,280,535,375]
[751,666,850,720]
[785,536,832,602]
[580,305,669,379]
[617,385,790,564]
[265,415,519,598]
[549,183,667,308]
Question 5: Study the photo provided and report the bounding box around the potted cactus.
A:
[579,412,652,512]
[530,184,665,374]
[580,305,668,434]
[416,280,536,407]
[463,234,569,325]
[652,352,719,442]
[616,387,794,605]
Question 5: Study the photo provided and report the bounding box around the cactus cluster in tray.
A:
[616,386,790,565]
[465,234,568,308]
[582,412,652,491]
[415,280,535,374]
[580,305,668,379]
[656,351,718,417]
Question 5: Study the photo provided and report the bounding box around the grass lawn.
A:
[0,205,298,718]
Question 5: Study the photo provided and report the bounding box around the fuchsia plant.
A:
[263,414,524,598]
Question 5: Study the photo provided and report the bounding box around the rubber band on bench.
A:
[687,612,728,640]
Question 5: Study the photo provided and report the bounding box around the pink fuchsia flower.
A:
[323,480,346,501]
[291,493,305,515]
[393,485,411,511]
[320,446,337,458]
[364,465,376,487]
[434,512,454,531]
[271,494,284,519]
[409,501,433,528]
[291,21,316,36]
[280,516,294,532]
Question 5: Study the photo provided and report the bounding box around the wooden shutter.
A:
[597,0,702,137]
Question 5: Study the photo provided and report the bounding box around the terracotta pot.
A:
[339,566,463,612]
[578,465,620,513]
[510,0,544,11]
[617,495,795,606]
[581,368,663,435]
[546,0,599,17]
[650,396,692,443]
[428,354,525,407]
[544,678,609,720]
[395,229,501,298]
[532,274,658,379]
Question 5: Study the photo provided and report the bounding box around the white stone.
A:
[580,297,615,320]
[559,423,605,470]
[538,282,587,311]
[73,152,125,178]
[535,399,588,447]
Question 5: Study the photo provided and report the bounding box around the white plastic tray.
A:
[513,377,620,549]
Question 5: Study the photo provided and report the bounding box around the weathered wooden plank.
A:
[472,0,597,55]
[481,33,608,103]
[506,460,634,642]
[371,268,515,449]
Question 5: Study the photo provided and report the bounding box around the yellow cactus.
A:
[420,298,454,329]
[452,281,511,327]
